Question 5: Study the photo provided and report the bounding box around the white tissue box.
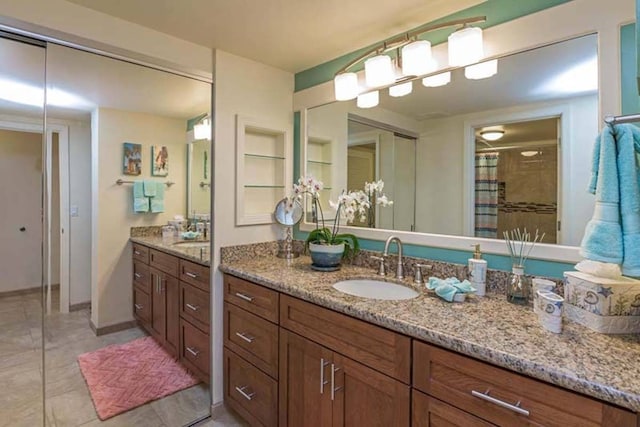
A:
[563,271,640,334]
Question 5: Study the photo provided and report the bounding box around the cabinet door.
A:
[279,330,332,427]
[164,273,180,358]
[149,267,166,343]
[331,353,410,427]
[413,391,495,427]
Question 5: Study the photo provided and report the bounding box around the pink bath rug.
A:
[77,336,199,420]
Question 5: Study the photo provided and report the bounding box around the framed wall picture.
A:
[123,142,142,176]
[152,145,169,177]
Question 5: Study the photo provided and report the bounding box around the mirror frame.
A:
[294,0,633,263]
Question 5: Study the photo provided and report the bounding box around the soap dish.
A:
[453,293,467,303]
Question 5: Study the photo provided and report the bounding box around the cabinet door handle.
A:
[235,386,255,401]
[186,346,200,357]
[185,271,198,279]
[235,332,254,343]
[134,250,141,255]
[134,304,143,310]
[234,292,253,302]
[330,364,342,401]
[320,358,330,394]
[134,273,142,279]
[471,389,530,417]
[186,303,199,312]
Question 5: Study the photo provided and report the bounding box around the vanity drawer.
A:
[133,261,150,293]
[280,294,411,384]
[224,348,278,427]
[179,259,210,292]
[180,281,210,332]
[224,274,279,323]
[224,302,279,378]
[413,341,636,427]
[149,249,179,277]
[133,287,151,324]
[180,318,210,382]
[132,243,149,264]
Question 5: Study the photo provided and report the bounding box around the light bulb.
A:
[364,55,395,87]
[422,72,451,87]
[333,72,359,101]
[357,91,379,108]
[465,60,498,80]
[448,26,483,67]
[389,81,412,97]
[401,40,436,76]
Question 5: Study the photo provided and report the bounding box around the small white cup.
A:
[532,278,556,314]
[537,290,564,333]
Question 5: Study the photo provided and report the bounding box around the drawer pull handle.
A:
[134,250,141,255]
[234,292,253,302]
[186,347,200,357]
[235,386,255,401]
[134,273,142,279]
[185,272,198,279]
[320,358,330,394]
[186,303,199,312]
[471,389,530,417]
[134,304,143,310]
[235,332,254,343]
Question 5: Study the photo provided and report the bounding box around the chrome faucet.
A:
[383,236,404,279]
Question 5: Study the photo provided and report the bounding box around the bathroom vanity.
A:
[131,239,211,384]
[220,255,640,427]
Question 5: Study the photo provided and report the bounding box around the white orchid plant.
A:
[288,175,393,258]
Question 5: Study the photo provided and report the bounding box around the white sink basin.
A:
[172,240,210,248]
[332,279,419,300]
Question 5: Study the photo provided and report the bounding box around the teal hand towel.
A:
[580,126,623,264]
[427,277,475,302]
[133,181,149,213]
[615,124,640,276]
[150,181,165,213]
[143,180,156,197]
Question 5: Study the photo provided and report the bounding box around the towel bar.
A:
[116,179,175,187]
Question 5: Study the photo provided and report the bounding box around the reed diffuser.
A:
[503,228,545,305]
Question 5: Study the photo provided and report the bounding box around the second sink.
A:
[332,279,419,300]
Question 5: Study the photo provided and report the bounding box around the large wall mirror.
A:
[305,33,598,256]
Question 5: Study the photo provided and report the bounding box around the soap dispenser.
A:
[469,244,487,296]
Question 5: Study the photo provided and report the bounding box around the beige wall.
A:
[91,107,187,328]
[0,129,43,292]
[211,49,294,403]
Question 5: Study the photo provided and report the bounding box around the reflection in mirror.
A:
[306,34,598,247]
[188,136,211,216]
[0,34,46,426]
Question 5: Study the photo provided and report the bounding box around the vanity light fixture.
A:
[480,130,505,141]
[465,59,498,80]
[194,115,211,140]
[422,71,451,87]
[332,15,486,105]
[520,150,540,157]
[357,91,379,108]
[389,81,413,97]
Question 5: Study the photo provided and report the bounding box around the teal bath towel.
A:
[133,181,149,213]
[580,126,623,264]
[616,125,640,276]
[150,181,165,213]
[143,180,156,197]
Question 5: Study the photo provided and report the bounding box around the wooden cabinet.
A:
[132,243,210,383]
[413,391,494,427]
[413,341,636,427]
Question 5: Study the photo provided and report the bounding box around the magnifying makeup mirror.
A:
[274,198,303,259]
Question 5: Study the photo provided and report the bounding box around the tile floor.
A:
[0,289,245,427]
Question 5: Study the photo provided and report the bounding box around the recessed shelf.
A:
[308,160,332,166]
[245,153,286,160]
[244,185,286,189]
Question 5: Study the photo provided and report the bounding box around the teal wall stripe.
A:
[621,23,639,115]
[294,0,571,92]
[186,113,208,131]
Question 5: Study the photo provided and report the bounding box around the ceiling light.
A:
[422,72,451,87]
[448,26,484,67]
[334,72,359,101]
[480,130,505,141]
[364,55,395,87]
[194,116,211,140]
[401,40,436,76]
[389,81,413,97]
[357,91,379,108]
[465,59,498,80]
[521,150,539,157]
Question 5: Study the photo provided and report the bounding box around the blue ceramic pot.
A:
[308,242,345,267]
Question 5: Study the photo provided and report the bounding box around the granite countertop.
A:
[219,255,640,412]
[131,236,210,266]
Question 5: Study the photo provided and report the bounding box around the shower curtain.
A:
[474,153,499,238]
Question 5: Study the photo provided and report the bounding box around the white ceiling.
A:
[64,0,484,72]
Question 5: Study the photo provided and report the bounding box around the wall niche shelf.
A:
[236,115,290,225]
[305,135,334,221]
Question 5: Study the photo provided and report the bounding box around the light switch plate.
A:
[70,205,79,217]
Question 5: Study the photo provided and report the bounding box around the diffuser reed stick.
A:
[503,228,545,267]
